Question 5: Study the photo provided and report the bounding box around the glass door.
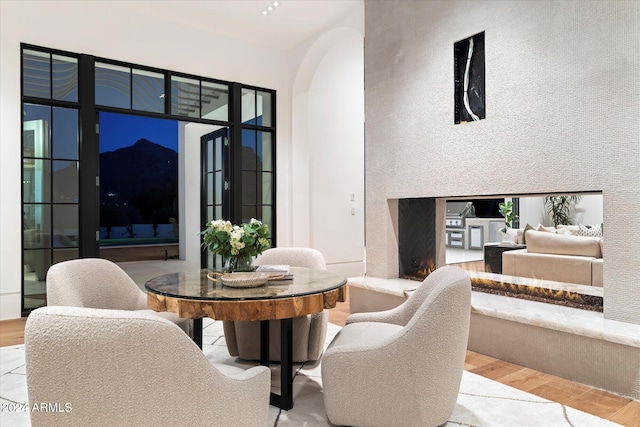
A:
[201,127,230,269]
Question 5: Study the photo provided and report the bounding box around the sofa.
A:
[502,228,603,287]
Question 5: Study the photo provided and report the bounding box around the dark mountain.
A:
[100,139,177,227]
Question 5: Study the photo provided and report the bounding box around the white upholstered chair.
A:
[223,247,329,362]
[46,257,193,337]
[321,266,472,427]
[25,306,270,427]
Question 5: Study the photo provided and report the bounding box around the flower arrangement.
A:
[201,218,270,264]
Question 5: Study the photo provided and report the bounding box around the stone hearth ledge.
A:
[348,274,640,399]
[348,275,639,348]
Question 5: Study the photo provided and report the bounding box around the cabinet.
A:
[468,225,484,249]
[446,229,465,248]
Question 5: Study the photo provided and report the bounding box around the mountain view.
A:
[100,138,177,238]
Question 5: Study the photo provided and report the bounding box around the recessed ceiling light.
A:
[273,1,279,6]
[267,6,273,11]
[262,10,268,15]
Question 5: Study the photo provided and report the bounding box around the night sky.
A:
[99,112,177,153]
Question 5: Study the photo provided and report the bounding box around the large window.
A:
[21,44,276,315]
[22,48,80,311]
[240,88,275,235]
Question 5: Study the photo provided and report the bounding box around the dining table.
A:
[145,266,347,410]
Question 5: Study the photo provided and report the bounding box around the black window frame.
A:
[20,43,277,316]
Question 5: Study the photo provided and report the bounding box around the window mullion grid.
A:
[129,67,133,110]
[48,52,53,100]
[164,72,171,115]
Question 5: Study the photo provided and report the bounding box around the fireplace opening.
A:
[397,193,604,310]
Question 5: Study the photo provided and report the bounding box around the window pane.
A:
[241,88,256,124]
[52,54,78,102]
[23,159,51,203]
[242,129,257,171]
[23,49,50,99]
[132,69,164,113]
[23,104,50,158]
[53,205,78,247]
[95,62,131,109]
[215,136,223,171]
[23,204,51,248]
[53,248,79,264]
[215,205,222,221]
[52,107,78,160]
[242,206,256,224]
[207,206,213,223]
[242,171,256,205]
[258,131,272,171]
[171,76,199,118]
[261,206,273,234]
[261,172,272,205]
[205,138,213,173]
[207,173,213,205]
[215,171,223,205]
[257,91,272,127]
[202,81,229,121]
[24,248,51,278]
[52,160,78,203]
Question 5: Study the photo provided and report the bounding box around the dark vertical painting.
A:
[454,32,485,124]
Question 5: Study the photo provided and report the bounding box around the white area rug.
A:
[0,320,619,426]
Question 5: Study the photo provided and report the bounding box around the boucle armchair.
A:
[46,258,193,337]
[321,266,471,427]
[25,306,270,427]
[223,247,329,362]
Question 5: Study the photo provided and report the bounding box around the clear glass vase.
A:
[223,253,255,273]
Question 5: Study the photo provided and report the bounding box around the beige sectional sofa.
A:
[502,229,603,286]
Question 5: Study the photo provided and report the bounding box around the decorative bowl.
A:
[207,272,283,288]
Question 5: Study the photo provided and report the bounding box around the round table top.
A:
[145,267,347,301]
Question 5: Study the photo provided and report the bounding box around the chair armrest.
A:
[345,305,408,326]
[222,365,271,382]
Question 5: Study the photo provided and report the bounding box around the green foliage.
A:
[544,196,582,227]
[201,218,270,260]
[498,200,518,233]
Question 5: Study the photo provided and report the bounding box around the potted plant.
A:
[498,200,518,243]
[544,196,582,227]
[498,200,518,233]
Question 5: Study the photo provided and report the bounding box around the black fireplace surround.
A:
[398,198,437,278]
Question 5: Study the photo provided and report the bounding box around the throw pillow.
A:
[578,223,603,237]
[538,225,557,233]
[522,223,535,244]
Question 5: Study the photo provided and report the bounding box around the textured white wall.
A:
[364,1,640,324]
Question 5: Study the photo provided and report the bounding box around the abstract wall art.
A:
[454,32,485,124]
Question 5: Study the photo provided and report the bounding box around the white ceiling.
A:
[124,0,363,51]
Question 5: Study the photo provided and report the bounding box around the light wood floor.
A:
[3,293,638,426]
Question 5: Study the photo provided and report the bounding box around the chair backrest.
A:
[46,258,146,310]
[254,247,327,270]
[403,266,463,317]
[25,306,270,427]
[365,265,465,327]
[397,266,471,422]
